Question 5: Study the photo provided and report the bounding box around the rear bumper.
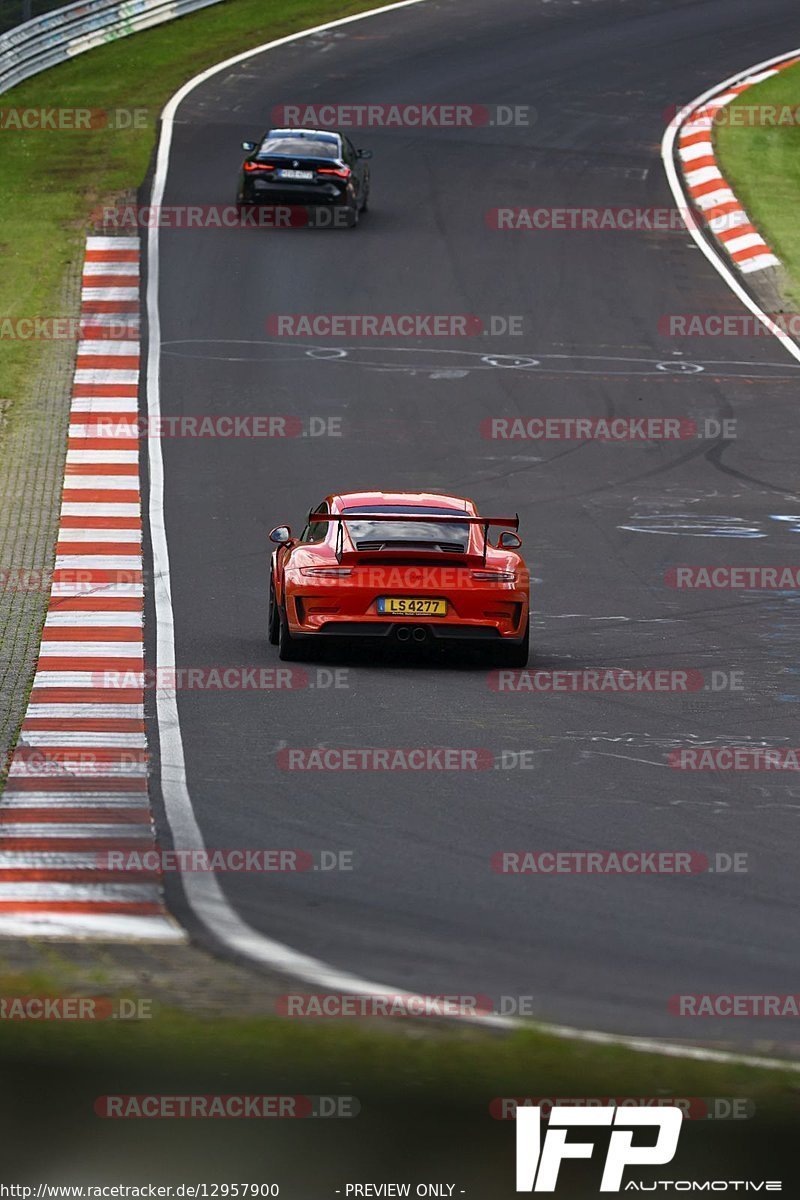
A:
[282,570,529,641]
[241,180,349,205]
[310,621,506,641]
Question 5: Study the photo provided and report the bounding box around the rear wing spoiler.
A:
[306,511,520,564]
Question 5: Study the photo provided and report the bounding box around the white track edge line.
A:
[146,7,800,1070]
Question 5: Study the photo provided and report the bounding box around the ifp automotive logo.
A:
[514,1105,782,1192]
[515,1104,682,1192]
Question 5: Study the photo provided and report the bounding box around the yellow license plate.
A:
[377,597,448,616]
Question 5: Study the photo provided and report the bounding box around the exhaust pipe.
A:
[412,627,427,643]
[396,626,412,642]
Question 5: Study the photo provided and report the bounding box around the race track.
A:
[146,0,800,1046]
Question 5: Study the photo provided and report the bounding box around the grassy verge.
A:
[714,61,800,305]
[0,968,795,1102]
[0,0,390,404]
[0,966,797,1180]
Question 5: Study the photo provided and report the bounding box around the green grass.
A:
[0,969,794,1103]
[0,967,797,1179]
[714,62,800,305]
[0,0,390,405]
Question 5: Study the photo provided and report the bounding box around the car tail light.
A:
[244,161,274,172]
[472,570,516,582]
[316,166,351,178]
[300,567,352,577]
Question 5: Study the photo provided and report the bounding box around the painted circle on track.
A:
[655,360,704,373]
[481,354,540,369]
[305,347,349,360]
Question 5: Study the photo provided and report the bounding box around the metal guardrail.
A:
[0,0,224,95]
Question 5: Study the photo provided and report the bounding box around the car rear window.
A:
[258,136,340,159]
[341,505,471,550]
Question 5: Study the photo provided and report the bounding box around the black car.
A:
[236,128,371,227]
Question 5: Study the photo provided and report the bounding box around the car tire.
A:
[346,201,360,228]
[359,185,369,213]
[494,619,530,668]
[268,573,280,645]
[278,604,308,661]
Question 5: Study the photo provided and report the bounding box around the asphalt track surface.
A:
[147,0,800,1047]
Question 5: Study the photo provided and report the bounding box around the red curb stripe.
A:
[679,130,713,147]
[55,545,142,558]
[22,718,145,731]
[67,438,139,451]
[0,839,156,852]
[68,414,138,426]
[50,570,143,583]
[36,657,144,672]
[0,871,160,884]
[71,384,138,397]
[84,249,139,262]
[730,242,774,262]
[0,806,149,821]
[688,176,730,199]
[44,598,142,613]
[22,719,145,732]
[79,326,140,341]
[716,222,758,243]
[701,199,742,223]
[0,903,164,914]
[28,688,144,704]
[13,748,147,764]
[81,274,139,288]
[38,627,143,641]
[76,356,140,371]
[64,463,139,476]
[61,490,141,504]
[684,155,718,172]
[79,301,139,314]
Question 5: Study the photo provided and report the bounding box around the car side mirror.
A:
[241,140,256,152]
[357,149,373,159]
[269,526,293,544]
[497,531,522,550]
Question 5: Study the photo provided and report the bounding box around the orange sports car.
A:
[268,491,529,665]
